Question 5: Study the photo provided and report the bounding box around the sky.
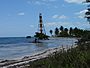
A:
[0,0,90,37]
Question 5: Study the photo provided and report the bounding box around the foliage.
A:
[53,26,90,37]
[55,27,59,36]
[69,27,73,36]
[60,26,64,32]
[34,32,49,40]
[49,30,53,36]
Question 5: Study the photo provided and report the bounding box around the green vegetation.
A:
[49,30,53,36]
[25,28,90,68]
[34,32,49,40]
[50,26,90,37]
[26,42,90,68]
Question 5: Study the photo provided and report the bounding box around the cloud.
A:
[76,10,88,14]
[30,25,34,28]
[52,15,58,18]
[75,9,88,19]
[59,15,67,19]
[27,0,57,5]
[45,22,57,26]
[52,15,67,19]
[64,0,85,4]
[45,21,90,29]
[18,12,25,16]
[45,22,71,27]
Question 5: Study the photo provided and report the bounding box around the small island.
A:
[26,36,31,38]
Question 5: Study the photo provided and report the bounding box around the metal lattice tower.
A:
[38,13,46,34]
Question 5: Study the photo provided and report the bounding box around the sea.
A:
[0,37,77,60]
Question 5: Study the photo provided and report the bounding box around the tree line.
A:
[49,26,90,38]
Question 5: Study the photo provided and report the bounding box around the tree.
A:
[69,27,73,36]
[64,28,68,32]
[34,32,49,40]
[73,27,78,37]
[64,28,69,36]
[60,26,64,32]
[59,26,64,37]
[49,30,53,36]
[55,27,59,36]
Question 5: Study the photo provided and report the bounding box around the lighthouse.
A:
[34,13,48,40]
[38,13,46,34]
[39,13,43,34]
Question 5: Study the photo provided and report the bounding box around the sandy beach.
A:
[0,44,77,68]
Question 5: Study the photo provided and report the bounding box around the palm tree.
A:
[69,27,73,36]
[74,27,78,36]
[64,28,68,36]
[60,26,64,32]
[55,27,59,36]
[49,30,53,36]
[64,28,68,32]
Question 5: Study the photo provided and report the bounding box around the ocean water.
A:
[0,37,77,60]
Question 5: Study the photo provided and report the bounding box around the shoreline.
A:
[0,44,77,68]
